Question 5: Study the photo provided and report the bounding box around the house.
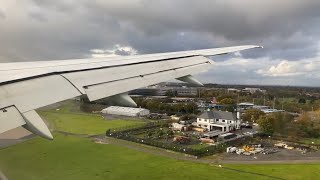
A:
[196,111,241,132]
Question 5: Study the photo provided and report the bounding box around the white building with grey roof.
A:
[196,111,241,132]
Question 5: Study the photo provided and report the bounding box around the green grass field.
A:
[39,110,145,135]
[37,101,146,135]
[1,101,320,179]
[1,134,320,180]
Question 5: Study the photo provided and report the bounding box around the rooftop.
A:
[238,102,254,106]
[101,106,148,113]
[198,111,237,120]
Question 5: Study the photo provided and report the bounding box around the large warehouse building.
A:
[101,106,150,117]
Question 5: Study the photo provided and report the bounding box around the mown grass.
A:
[1,134,320,180]
[37,101,146,135]
[1,100,320,179]
[38,110,145,135]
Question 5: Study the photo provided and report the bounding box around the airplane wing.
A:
[0,45,262,139]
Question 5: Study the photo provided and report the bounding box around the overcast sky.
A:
[1,0,320,86]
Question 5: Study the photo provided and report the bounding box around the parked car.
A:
[241,121,253,129]
[226,147,237,153]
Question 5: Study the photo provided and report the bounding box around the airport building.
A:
[238,102,254,110]
[101,106,150,117]
[130,86,198,96]
[242,88,266,94]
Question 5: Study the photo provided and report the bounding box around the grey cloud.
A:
[0,0,320,86]
[196,57,320,86]
[115,49,134,56]
[125,31,217,54]
[91,0,320,59]
[93,1,320,37]
[28,12,48,22]
[0,9,5,19]
[1,0,319,60]
[31,0,81,13]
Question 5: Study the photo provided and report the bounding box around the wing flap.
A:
[0,75,81,113]
[0,106,26,134]
[62,56,210,93]
[85,62,211,101]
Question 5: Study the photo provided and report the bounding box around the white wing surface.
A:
[0,45,262,139]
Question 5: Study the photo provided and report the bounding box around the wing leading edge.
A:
[0,45,262,139]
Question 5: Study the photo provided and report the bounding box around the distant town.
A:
[77,82,320,158]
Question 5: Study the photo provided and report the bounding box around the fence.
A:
[107,121,167,134]
[106,122,254,157]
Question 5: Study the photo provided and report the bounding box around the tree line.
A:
[242,108,320,139]
[134,98,199,115]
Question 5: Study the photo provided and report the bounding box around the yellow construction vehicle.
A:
[243,145,255,152]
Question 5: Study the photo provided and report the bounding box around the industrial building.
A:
[101,106,150,117]
[238,102,254,110]
[130,86,198,96]
[242,88,266,94]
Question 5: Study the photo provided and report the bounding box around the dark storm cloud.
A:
[125,31,217,54]
[0,0,127,61]
[1,0,320,86]
[90,0,320,59]
[1,0,319,61]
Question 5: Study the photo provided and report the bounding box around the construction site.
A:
[223,140,320,161]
